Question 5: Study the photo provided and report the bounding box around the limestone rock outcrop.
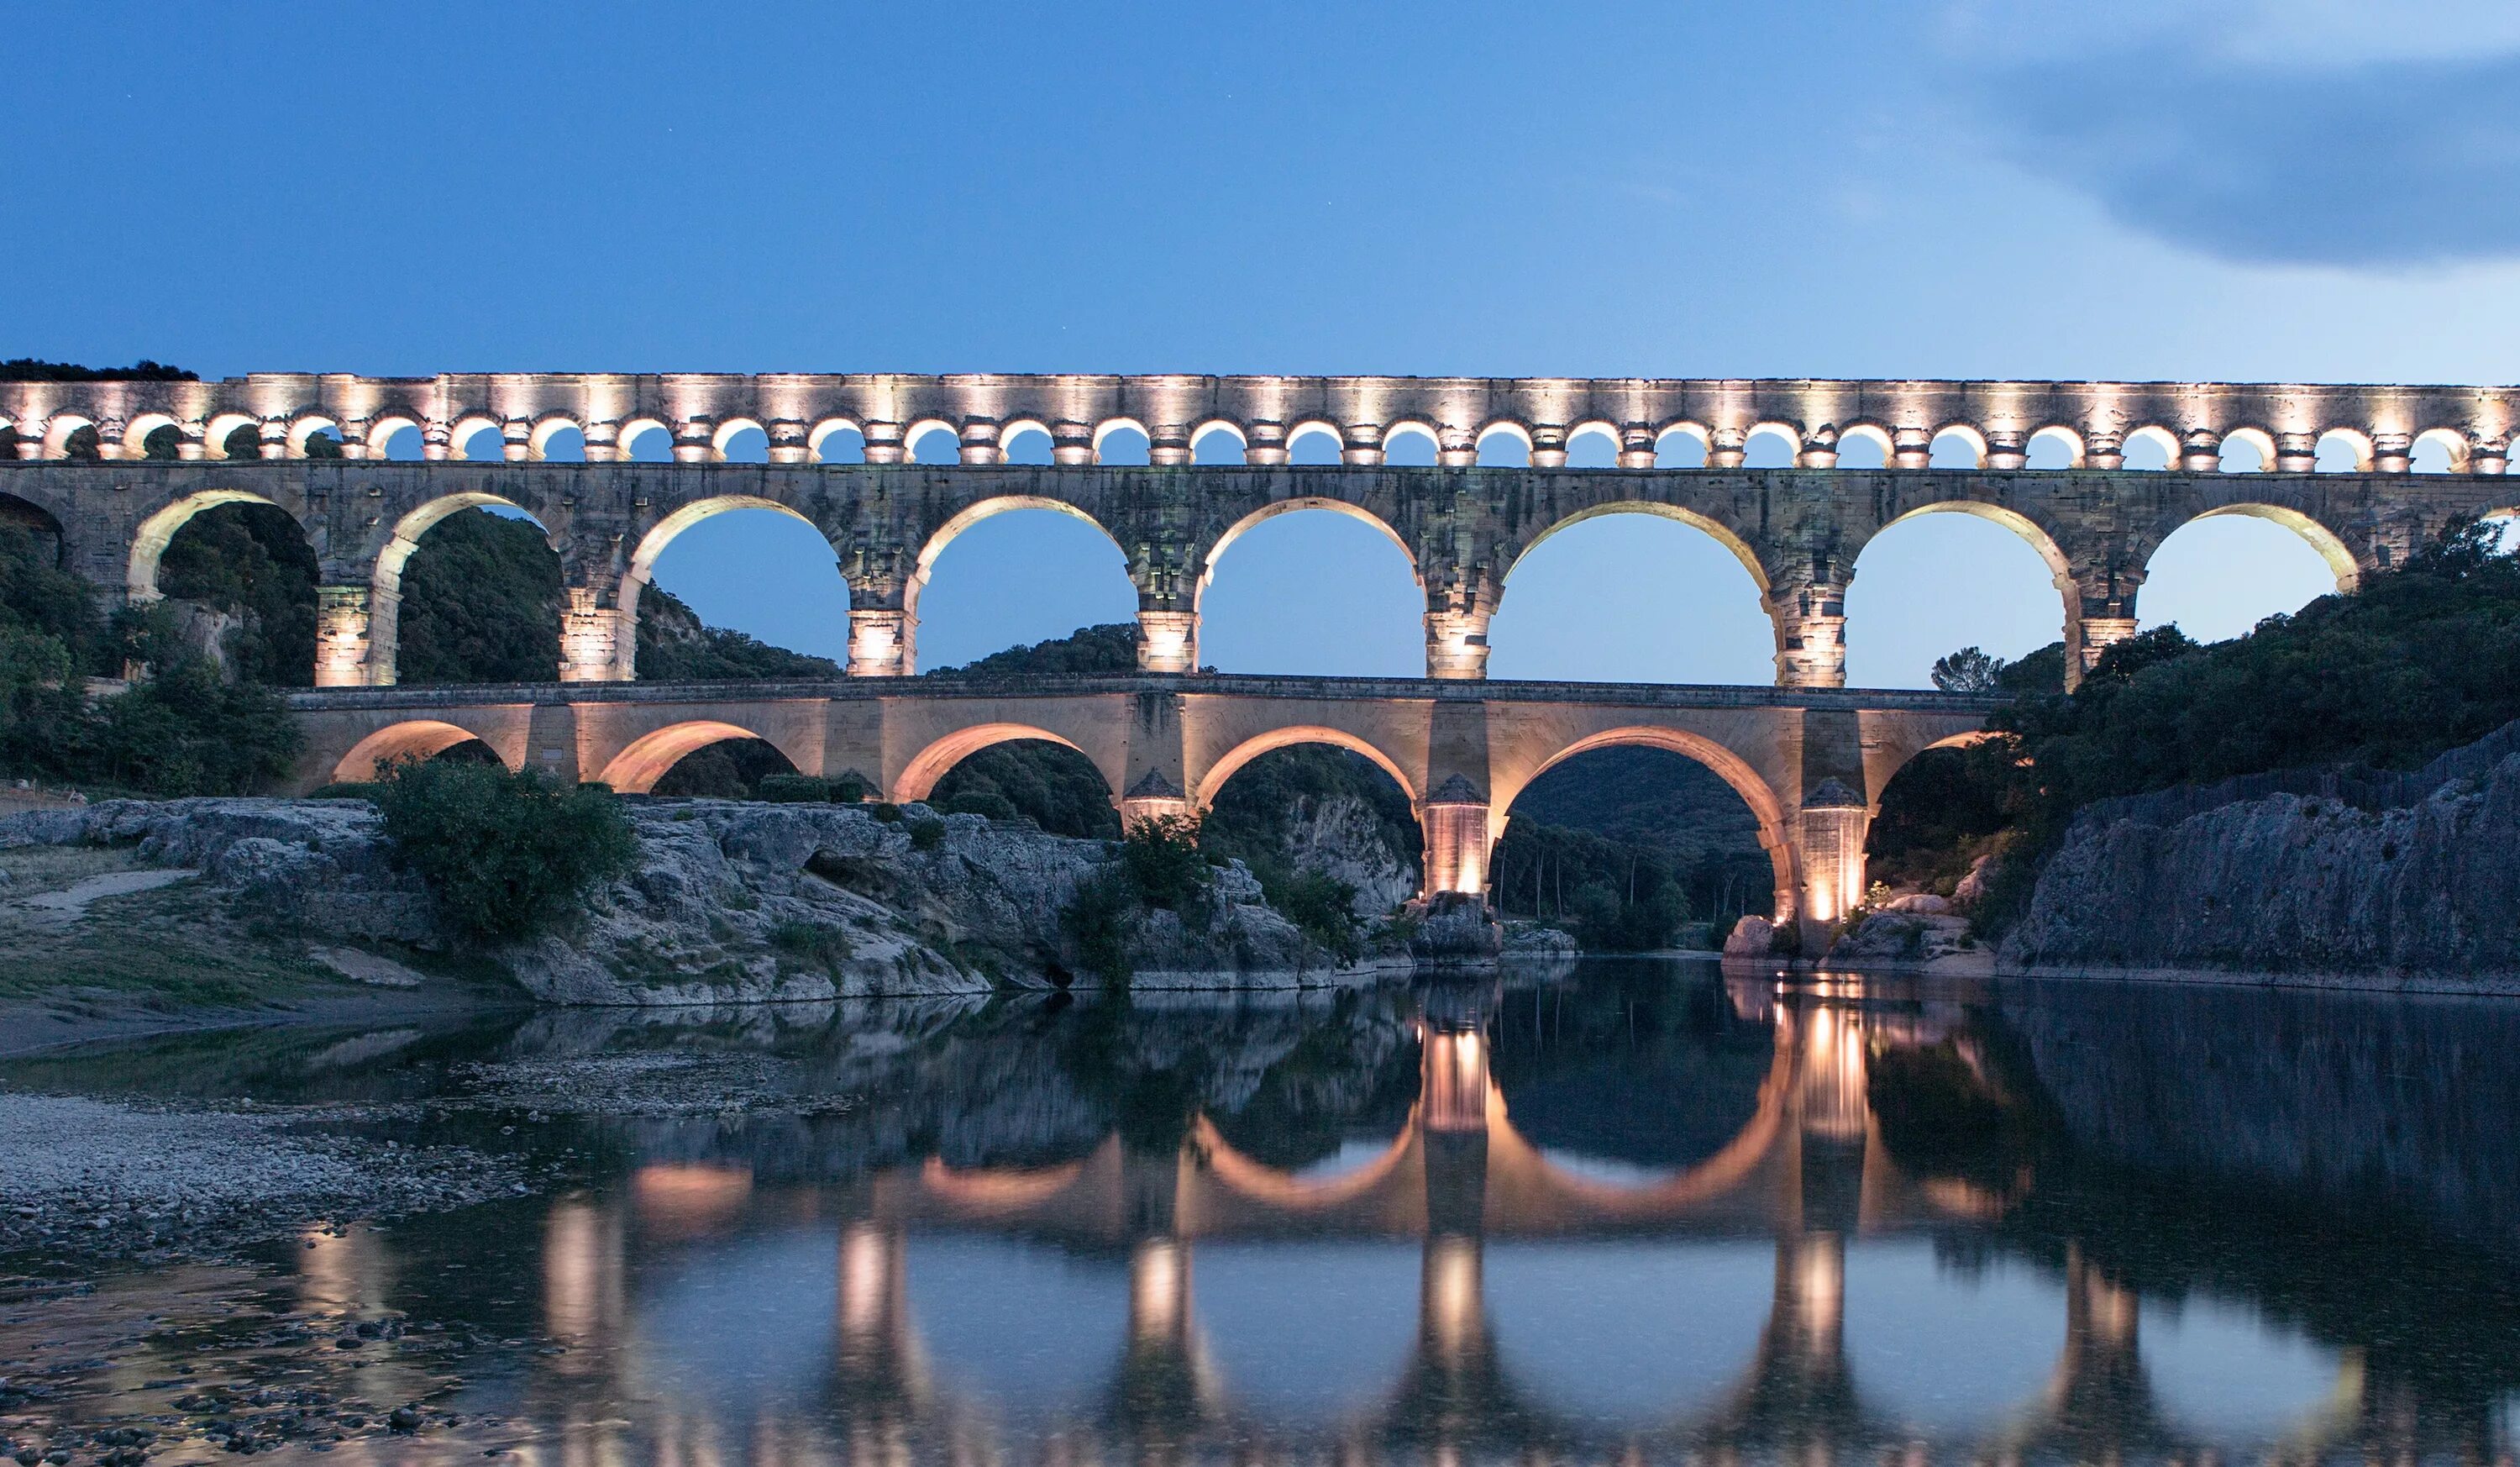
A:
[1,798,1404,1004]
[2003,728,2520,984]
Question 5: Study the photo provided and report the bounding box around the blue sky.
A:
[11,0,2517,681]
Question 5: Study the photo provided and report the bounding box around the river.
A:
[4,958,2517,1463]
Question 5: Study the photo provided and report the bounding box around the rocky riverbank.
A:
[2002,723,2520,990]
[0,797,1413,1009]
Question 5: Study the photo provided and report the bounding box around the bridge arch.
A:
[910,495,1130,622]
[895,723,1110,806]
[807,417,864,463]
[1835,423,1895,469]
[128,488,295,600]
[2171,502,2360,592]
[449,414,505,462]
[332,718,520,782]
[626,494,824,597]
[597,719,814,793]
[1194,726,1418,809]
[528,414,585,460]
[1504,501,1767,594]
[118,413,181,460]
[2218,425,2276,472]
[2027,424,2085,468]
[1496,727,1796,920]
[366,413,426,460]
[1198,497,1417,603]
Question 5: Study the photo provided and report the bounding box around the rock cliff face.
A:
[2003,732,2520,985]
[1278,793,1419,916]
[0,798,1403,1004]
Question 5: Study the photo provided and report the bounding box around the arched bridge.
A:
[291,673,1992,932]
[3,371,2514,689]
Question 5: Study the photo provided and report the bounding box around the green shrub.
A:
[831,772,871,802]
[1059,866,1137,985]
[907,817,947,851]
[1253,860,1362,963]
[769,919,854,976]
[307,781,380,801]
[371,759,638,946]
[870,802,903,823]
[756,773,832,803]
[1118,814,1210,912]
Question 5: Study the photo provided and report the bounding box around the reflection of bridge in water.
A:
[514,982,2372,1463]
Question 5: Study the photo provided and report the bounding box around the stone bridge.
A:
[290,674,1995,930]
[3,371,2515,691]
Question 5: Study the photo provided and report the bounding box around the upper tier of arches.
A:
[6,373,2514,475]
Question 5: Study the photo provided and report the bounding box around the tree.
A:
[370,760,638,946]
[1930,646,2006,693]
[393,509,564,683]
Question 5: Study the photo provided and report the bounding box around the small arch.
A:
[1655,424,1710,468]
[450,414,505,462]
[2314,427,2373,472]
[601,721,804,794]
[333,720,517,783]
[907,418,962,465]
[1928,424,1987,469]
[1742,423,1800,469]
[1564,421,1621,468]
[1382,421,1440,466]
[1194,726,1418,809]
[2025,425,2083,469]
[369,414,426,461]
[1835,424,1894,470]
[2219,426,2276,472]
[895,723,1104,805]
[620,418,675,463]
[2411,427,2468,475]
[128,489,288,599]
[1093,417,1152,465]
[711,417,769,462]
[286,415,341,457]
[1504,728,1795,920]
[1286,420,1346,465]
[809,418,866,463]
[121,413,181,460]
[1476,421,1535,466]
[1190,420,1247,465]
[2121,425,2180,471]
[203,413,260,460]
[529,416,586,461]
[1000,420,1055,465]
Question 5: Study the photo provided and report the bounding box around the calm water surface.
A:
[8,959,2520,1464]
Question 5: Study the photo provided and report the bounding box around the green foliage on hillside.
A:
[1490,819,1693,951]
[394,509,564,684]
[1502,745,1774,939]
[636,584,842,681]
[1059,817,1215,986]
[930,739,1122,839]
[651,736,803,798]
[1882,519,2520,928]
[932,623,1139,677]
[0,359,196,382]
[157,502,318,686]
[370,759,638,946]
[1200,744,1423,875]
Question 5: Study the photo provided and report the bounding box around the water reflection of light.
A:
[903,1236,1130,1419]
[1190,1242,1420,1427]
[1423,1028,1488,1134]
[630,1164,753,1238]
[1525,1150,1683,1189]
[1131,1238,1187,1342]
[2145,1292,2352,1442]
[1841,1240,2061,1437]
[1795,1005,1870,1142]
[1288,1136,1407,1185]
[1483,1240,1775,1427]
[625,1228,839,1411]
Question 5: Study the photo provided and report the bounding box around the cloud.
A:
[1972,50,2520,266]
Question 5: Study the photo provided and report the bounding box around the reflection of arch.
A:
[1194,726,1417,808]
[919,1156,1090,1212]
[1508,728,1793,913]
[895,723,1103,805]
[1487,1042,1792,1213]
[2175,504,2361,592]
[1190,1115,1419,1211]
[1197,498,1420,605]
[598,720,781,793]
[333,719,515,782]
[1504,502,1767,596]
[128,489,290,598]
[909,496,1129,620]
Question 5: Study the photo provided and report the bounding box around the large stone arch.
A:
[127,488,297,600]
[906,494,1132,623]
[1500,500,1769,597]
[1493,726,1798,922]
[0,488,68,565]
[1191,724,1421,810]
[365,492,559,685]
[1851,499,2081,673]
[329,717,523,783]
[596,719,796,793]
[621,492,830,633]
[1194,497,1421,611]
[892,722,1111,806]
[2166,502,2362,592]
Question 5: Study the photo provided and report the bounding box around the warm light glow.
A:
[1425,1235,1483,1359]
[839,1222,893,1338]
[1130,1238,1188,1341]
[1422,1028,1490,1133]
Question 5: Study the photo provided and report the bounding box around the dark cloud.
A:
[1977,51,2520,266]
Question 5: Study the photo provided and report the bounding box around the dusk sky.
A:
[11,0,2517,681]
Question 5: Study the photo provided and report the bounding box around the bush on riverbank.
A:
[370,759,638,945]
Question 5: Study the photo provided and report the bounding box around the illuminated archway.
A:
[2140,506,2356,644]
[909,496,1137,670]
[127,489,290,599]
[1497,728,1795,920]
[1846,502,2071,688]
[895,723,1110,806]
[1196,500,1421,676]
[1194,726,1418,810]
[598,719,811,793]
[332,719,518,783]
[1492,503,1771,684]
[372,495,562,684]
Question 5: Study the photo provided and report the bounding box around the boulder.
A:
[1882,892,1952,915]
[1723,915,1776,956]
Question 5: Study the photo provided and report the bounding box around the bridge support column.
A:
[558,590,634,682]
[2070,570,2145,686]
[1119,770,1192,830]
[1136,610,1197,674]
[847,609,914,677]
[1795,781,1868,933]
[1424,610,1490,679]
[1769,576,1848,689]
[1420,776,1491,897]
[312,585,377,687]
